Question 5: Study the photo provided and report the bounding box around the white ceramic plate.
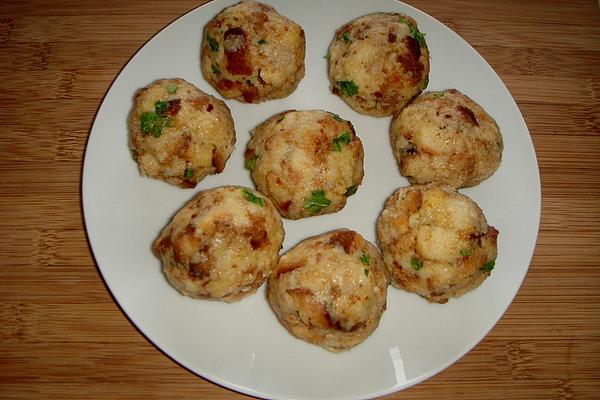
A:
[82,0,541,398]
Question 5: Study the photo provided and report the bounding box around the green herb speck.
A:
[411,256,423,270]
[399,16,410,25]
[211,64,220,74]
[364,268,369,277]
[331,113,344,122]
[332,131,351,152]
[167,84,178,95]
[242,188,264,207]
[433,91,444,98]
[303,190,331,213]
[460,248,473,257]
[337,80,359,97]
[184,168,193,179]
[140,112,163,137]
[140,99,174,138]
[399,17,427,48]
[245,154,258,170]
[410,25,427,48]
[258,39,267,45]
[480,261,495,272]
[207,35,219,51]
[155,100,168,116]
[360,253,370,266]
[341,31,350,42]
[345,185,358,197]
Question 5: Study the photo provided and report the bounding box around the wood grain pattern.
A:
[1,0,599,399]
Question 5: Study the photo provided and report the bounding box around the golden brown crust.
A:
[153,186,284,302]
[267,229,388,352]
[201,0,305,103]
[376,184,498,303]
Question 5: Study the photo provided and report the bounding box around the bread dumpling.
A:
[268,229,388,352]
[129,78,235,188]
[201,1,305,103]
[245,110,364,219]
[328,12,430,117]
[153,186,284,302]
[377,184,499,303]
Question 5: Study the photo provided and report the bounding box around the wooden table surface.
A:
[1,0,599,398]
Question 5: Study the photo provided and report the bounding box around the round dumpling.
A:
[245,110,364,219]
[153,186,284,302]
[328,12,430,117]
[390,89,503,188]
[128,78,236,188]
[268,229,389,352]
[201,0,305,103]
[376,184,499,304]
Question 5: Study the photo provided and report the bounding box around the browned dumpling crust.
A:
[128,78,236,188]
[153,186,284,302]
[328,12,430,117]
[268,229,389,352]
[390,89,503,188]
[376,185,499,304]
[201,0,305,103]
[245,110,364,219]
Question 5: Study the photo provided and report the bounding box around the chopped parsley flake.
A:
[155,100,168,116]
[410,26,427,48]
[140,100,174,138]
[211,64,220,74]
[423,75,429,89]
[242,188,264,207]
[258,39,267,45]
[324,52,331,61]
[140,112,163,138]
[167,84,178,95]
[207,35,219,51]
[364,268,369,277]
[399,16,427,48]
[245,154,258,170]
[277,114,285,123]
[303,190,331,213]
[460,248,473,257]
[341,31,350,42]
[332,131,351,152]
[480,261,495,272]
[183,168,193,179]
[345,185,358,197]
[337,80,359,97]
[411,256,423,270]
[331,113,344,122]
[433,91,444,98]
[360,253,370,266]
